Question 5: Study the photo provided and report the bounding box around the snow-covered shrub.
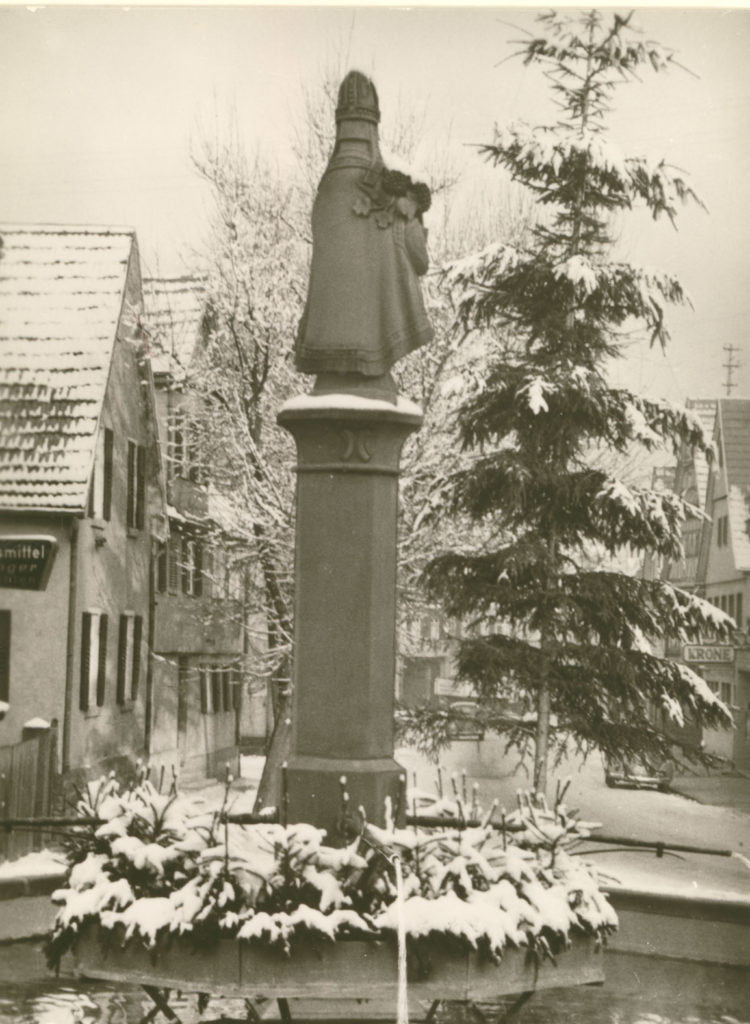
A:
[46,769,616,970]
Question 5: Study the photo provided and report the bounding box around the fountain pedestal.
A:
[277,392,422,833]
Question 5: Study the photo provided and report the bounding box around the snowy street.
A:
[397,739,750,899]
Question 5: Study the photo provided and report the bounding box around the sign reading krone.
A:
[0,535,58,590]
[683,644,734,664]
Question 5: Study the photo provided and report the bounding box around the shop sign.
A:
[0,535,58,591]
[683,644,734,664]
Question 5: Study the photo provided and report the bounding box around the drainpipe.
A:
[62,516,79,773]
[145,538,155,758]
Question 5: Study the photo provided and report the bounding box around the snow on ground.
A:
[0,849,66,879]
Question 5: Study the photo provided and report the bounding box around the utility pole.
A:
[722,344,741,396]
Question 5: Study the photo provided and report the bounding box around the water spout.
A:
[393,855,409,1024]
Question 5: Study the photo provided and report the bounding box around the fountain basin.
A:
[71,924,604,1001]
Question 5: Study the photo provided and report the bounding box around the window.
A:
[211,668,222,713]
[736,593,744,628]
[199,666,213,714]
[684,526,700,558]
[89,427,113,521]
[728,593,736,623]
[717,515,729,548]
[222,667,232,710]
[720,681,733,705]
[156,542,168,594]
[167,409,186,482]
[199,663,238,714]
[181,536,203,597]
[116,614,143,704]
[0,611,10,704]
[80,611,108,711]
[231,667,242,710]
[167,409,206,485]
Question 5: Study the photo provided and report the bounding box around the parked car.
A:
[446,700,485,741]
[604,755,674,791]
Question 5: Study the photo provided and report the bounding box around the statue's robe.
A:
[295,154,434,377]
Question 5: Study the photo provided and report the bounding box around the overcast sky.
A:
[1,4,749,406]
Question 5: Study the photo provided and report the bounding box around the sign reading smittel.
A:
[683,644,734,664]
[0,536,58,590]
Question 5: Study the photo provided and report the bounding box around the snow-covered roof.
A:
[0,225,135,512]
[142,276,206,377]
[716,398,750,571]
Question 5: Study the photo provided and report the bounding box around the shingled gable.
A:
[142,276,207,381]
[716,398,750,571]
[0,225,148,513]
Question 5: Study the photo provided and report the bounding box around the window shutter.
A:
[127,441,136,529]
[168,536,179,593]
[97,614,108,706]
[131,615,142,700]
[136,445,146,530]
[202,544,213,599]
[177,656,189,733]
[116,614,128,705]
[156,543,168,593]
[199,667,209,714]
[194,541,203,598]
[103,428,114,521]
[80,612,92,711]
[182,537,192,594]
[0,611,10,704]
[211,667,221,713]
[88,468,96,518]
[222,668,232,711]
[231,667,242,711]
[737,592,743,628]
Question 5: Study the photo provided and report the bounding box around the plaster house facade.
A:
[0,225,167,776]
[662,398,750,768]
[142,277,267,779]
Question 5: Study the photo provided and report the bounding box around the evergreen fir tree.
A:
[405,10,734,795]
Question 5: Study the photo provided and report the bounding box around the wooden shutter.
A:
[199,667,209,714]
[136,445,146,530]
[181,537,192,595]
[127,441,136,529]
[80,612,92,711]
[103,428,114,521]
[210,667,221,713]
[231,667,242,711]
[177,656,189,733]
[131,615,142,700]
[96,614,108,706]
[167,536,179,593]
[116,614,128,705]
[201,544,213,600]
[0,611,10,704]
[222,668,232,712]
[193,540,203,598]
[156,543,168,593]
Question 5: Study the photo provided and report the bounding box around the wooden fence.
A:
[0,724,59,861]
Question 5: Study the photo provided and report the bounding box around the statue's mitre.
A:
[335,71,380,125]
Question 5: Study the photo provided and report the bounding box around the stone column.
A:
[278,391,422,833]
